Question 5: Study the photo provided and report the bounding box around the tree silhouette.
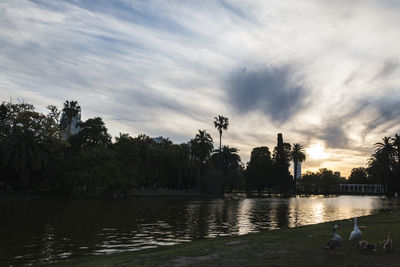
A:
[245,146,273,195]
[75,117,111,148]
[348,167,368,184]
[372,136,395,195]
[0,105,62,192]
[274,133,292,195]
[392,134,400,194]
[223,146,241,169]
[189,130,214,187]
[209,145,242,192]
[191,130,214,164]
[213,115,229,152]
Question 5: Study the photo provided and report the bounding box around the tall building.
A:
[294,163,301,179]
[60,110,81,140]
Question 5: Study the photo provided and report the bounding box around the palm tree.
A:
[290,143,306,193]
[191,130,214,163]
[210,145,241,174]
[373,136,395,196]
[61,100,81,139]
[188,130,213,188]
[368,151,388,194]
[221,145,241,170]
[391,134,400,194]
[210,145,241,193]
[213,115,229,152]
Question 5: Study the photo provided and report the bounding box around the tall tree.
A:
[290,143,306,194]
[213,115,229,152]
[209,145,242,192]
[61,100,81,139]
[72,117,111,148]
[210,145,241,175]
[113,133,142,188]
[245,146,273,195]
[189,130,214,187]
[0,105,63,192]
[372,136,395,196]
[392,134,400,194]
[191,130,214,164]
[274,133,292,195]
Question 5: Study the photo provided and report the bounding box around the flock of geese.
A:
[324,217,393,252]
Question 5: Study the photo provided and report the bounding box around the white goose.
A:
[349,217,362,242]
[324,224,342,249]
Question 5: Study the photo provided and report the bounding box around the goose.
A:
[382,233,392,252]
[349,217,362,242]
[359,240,368,248]
[359,240,377,252]
[324,224,342,249]
[364,243,377,252]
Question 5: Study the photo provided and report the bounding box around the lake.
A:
[0,195,398,265]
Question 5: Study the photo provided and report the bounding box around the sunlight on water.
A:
[237,199,253,235]
[1,196,399,265]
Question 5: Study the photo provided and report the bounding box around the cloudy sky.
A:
[1,0,400,176]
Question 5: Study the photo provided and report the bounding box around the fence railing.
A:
[339,184,384,194]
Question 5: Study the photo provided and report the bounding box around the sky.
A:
[1,0,400,177]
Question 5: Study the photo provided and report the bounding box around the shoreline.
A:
[51,210,400,266]
[0,189,385,200]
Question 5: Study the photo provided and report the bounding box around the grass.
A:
[53,211,400,266]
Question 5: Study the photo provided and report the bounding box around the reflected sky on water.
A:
[0,195,398,265]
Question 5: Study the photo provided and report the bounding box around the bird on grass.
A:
[359,240,367,248]
[324,224,342,249]
[349,217,362,243]
[359,240,377,252]
[382,233,392,252]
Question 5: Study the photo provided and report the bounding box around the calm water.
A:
[0,195,398,265]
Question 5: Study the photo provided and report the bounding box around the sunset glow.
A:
[306,143,329,160]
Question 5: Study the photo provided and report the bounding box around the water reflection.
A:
[0,196,399,265]
[237,199,253,235]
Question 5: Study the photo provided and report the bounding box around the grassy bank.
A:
[55,211,400,266]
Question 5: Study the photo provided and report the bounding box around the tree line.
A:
[0,100,311,197]
[368,135,400,196]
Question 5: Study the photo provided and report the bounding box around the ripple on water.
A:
[1,195,399,265]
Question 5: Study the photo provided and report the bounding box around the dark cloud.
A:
[218,0,252,21]
[296,101,371,149]
[319,124,348,148]
[373,59,399,80]
[317,96,400,148]
[227,65,307,123]
[297,122,349,149]
[343,70,358,85]
[309,96,400,148]
[104,85,212,127]
[362,97,400,136]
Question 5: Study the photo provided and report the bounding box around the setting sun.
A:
[306,143,329,160]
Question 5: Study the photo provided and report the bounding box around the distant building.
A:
[60,110,81,140]
[334,171,341,178]
[293,163,301,179]
[296,163,301,179]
